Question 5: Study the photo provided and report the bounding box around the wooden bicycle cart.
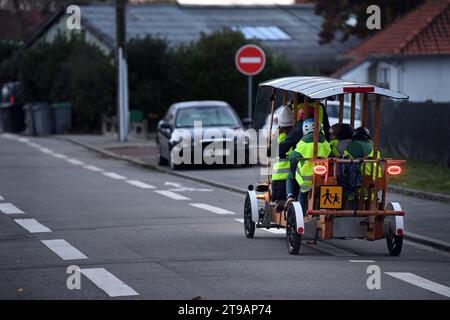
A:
[243,76,408,255]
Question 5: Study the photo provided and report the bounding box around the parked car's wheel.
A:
[157,143,168,166]
[244,193,255,238]
[286,203,302,255]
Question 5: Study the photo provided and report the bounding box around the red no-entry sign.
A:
[235,44,266,76]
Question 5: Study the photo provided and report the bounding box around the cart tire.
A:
[286,202,302,255]
[386,228,403,256]
[244,193,255,238]
[385,202,404,256]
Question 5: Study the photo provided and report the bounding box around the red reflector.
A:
[306,210,313,215]
[297,226,304,234]
[387,165,402,175]
[313,165,327,175]
[396,229,403,236]
[343,87,374,93]
[9,96,14,105]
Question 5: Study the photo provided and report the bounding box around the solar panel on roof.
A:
[232,26,292,41]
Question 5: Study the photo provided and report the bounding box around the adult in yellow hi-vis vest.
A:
[271,106,293,204]
[293,118,331,213]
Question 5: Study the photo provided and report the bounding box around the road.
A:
[0,134,449,299]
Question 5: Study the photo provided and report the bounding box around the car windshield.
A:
[327,104,361,120]
[175,106,239,128]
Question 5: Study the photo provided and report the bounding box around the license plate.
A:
[319,186,343,209]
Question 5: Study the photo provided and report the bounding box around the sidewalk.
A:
[57,134,450,251]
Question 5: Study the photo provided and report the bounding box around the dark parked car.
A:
[156,100,250,169]
[1,81,24,133]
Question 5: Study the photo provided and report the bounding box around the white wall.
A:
[399,57,450,102]
[340,56,450,102]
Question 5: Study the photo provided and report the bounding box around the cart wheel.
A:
[286,203,301,255]
[385,202,404,256]
[244,193,255,238]
[386,226,403,256]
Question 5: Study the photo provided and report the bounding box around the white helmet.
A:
[302,118,322,135]
[277,105,293,127]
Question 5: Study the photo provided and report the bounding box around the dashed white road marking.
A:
[39,147,53,154]
[307,242,358,257]
[18,138,29,143]
[154,190,190,200]
[349,260,376,263]
[27,142,41,148]
[83,165,104,172]
[126,180,156,189]
[386,272,450,298]
[0,203,25,214]
[52,153,68,159]
[14,219,51,233]
[81,268,139,297]
[164,181,213,192]
[41,239,88,260]
[102,172,126,180]
[234,219,244,223]
[189,203,236,215]
[66,158,85,165]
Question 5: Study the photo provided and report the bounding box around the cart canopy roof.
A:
[260,76,409,100]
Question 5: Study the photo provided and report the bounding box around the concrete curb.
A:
[388,185,450,203]
[404,232,450,252]
[58,136,450,253]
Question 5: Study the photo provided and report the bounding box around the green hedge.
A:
[3,30,308,132]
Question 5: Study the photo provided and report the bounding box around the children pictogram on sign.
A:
[322,188,333,205]
[319,186,343,209]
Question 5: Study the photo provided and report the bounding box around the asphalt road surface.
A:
[1,134,449,299]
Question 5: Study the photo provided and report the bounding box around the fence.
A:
[369,100,450,165]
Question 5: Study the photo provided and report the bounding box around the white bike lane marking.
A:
[189,203,236,215]
[154,190,190,200]
[66,158,85,165]
[14,219,51,233]
[126,180,156,189]
[102,172,127,180]
[83,165,104,172]
[0,203,25,214]
[80,268,139,297]
[386,272,450,298]
[41,239,88,260]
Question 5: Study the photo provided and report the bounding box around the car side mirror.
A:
[242,117,252,128]
[159,121,173,134]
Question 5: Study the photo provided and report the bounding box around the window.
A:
[231,26,291,41]
[175,107,240,128]
[377,65,390,88]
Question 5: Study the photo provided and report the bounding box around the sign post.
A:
[235,44,266,122]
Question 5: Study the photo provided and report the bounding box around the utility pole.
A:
[116,0,128,142]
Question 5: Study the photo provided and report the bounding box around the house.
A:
[0,9,47,42]
[334,0,450,103]
[24,3,359,74]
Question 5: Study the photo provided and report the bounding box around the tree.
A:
[16,35,115,132]
[313,0,424,44]
[175,29,297,118]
